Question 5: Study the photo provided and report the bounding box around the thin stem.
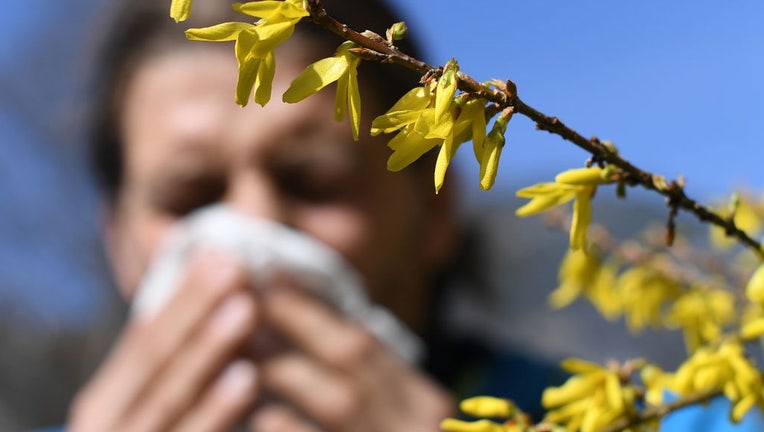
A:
[304,0,764,258]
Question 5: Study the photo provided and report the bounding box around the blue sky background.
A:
[1,1,763,329]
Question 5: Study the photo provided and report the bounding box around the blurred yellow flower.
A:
[617,261,681,333]
[542,358,637,432]
[664,286,735,354]
[670,341,764,423]
[460,396,516,418]
[440,419,505,432]
[746,264,764,307]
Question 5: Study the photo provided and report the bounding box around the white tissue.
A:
[131,204,423,364]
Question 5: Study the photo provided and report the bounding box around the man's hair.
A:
[88,0,426,200]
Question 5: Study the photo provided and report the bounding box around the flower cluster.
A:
[644,340,764,423]
[552,237,741,353]
[541,359,641,432]
[372,59,511,193]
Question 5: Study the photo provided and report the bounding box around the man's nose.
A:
[224,172,291,225]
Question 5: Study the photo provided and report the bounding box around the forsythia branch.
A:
[305,0,764,258]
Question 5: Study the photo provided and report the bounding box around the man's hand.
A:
[68,253,259,432]
[249,285,455,432]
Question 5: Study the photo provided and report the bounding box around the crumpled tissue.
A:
[131,204,423,364]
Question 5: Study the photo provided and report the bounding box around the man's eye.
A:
[156,178,227,216]
[276,170,348,203]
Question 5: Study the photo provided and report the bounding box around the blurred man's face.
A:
[109,46,454,330]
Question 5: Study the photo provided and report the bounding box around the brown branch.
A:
[304,0,763,258]
[599,390,720,432]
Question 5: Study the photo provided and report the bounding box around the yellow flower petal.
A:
[434,133,456,194]
[515,189,577,217]
[416,109,453,140]
[516,182,571,198]
[386,126,440,172]
[746,264,764,306]
[283,56,350,103]
[741,317,764,340]
[555,166,611,185]
[170,0,193,22]
[479,127,504,190]
[732,394,757,423]
[370,111,422,135]
[440,418,504,432]
[236,57,260,107]
[233,0,309,21]
[542,375,599,408]
[459,396,516,418]
[234,30,259,106]
[346,62,361,141]
[334,66,349,122]
[252,20,298,55]
[548,281,583,309]
[435,58,458,123]
[254,50,275,106]
[605,373,624,414]
[371,86,432,135]
[185,22,253,41]
[570,186,594,250]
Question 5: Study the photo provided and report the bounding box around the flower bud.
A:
[460,396,515,418]
[387,21,408,41]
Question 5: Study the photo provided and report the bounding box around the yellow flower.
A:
[670,341,764,423]
[641,364,673,405]
[283,42,362,139]
[385,108,452,173]
[372,82,489,193]
[371,85,433,135]
[515,183,579,217]
[185,0,309,106]
[477,108,511,191]
[616,261,681,333]
[515,176,597,250]
[435,97,488,193]
[550,249,601,309]
[664,286,735,354]
[542,358,637,432]
[460,396,516,418]
[587,261,622,320]
[170,0,193,22]
[741,303,764,340]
